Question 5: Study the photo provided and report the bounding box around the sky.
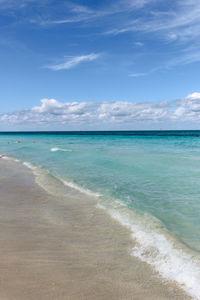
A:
[0,0,200,130]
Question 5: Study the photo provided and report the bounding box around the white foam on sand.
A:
[1,154,19,162]
[97,199,200,300]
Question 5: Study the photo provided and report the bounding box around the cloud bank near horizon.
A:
[1,93,200,129]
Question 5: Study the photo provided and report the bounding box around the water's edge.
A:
[1,153,198,299]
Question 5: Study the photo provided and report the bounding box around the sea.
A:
[0,130,200,299]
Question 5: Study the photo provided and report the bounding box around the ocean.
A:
[1,131,200,299]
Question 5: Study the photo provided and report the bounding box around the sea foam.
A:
[50,147,72,152]
[1,154,19,162]
[61,179,101,197]
[23,161,38,173]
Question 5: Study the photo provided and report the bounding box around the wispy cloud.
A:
[102,0,200,71]
[3,0,200,48]
[47,53,100,71]
[129,66,160,78]
[134,42,144,47]
[43,0,153,26]
[129,72,148,77]
[105,0,200,42]
[0,0,47,10]
[166,46,200,67]
[2,0,200,78]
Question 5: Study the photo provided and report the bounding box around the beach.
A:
[0,157,190,299]
[1,0,200,295]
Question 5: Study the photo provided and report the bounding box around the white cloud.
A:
[32,98,96,120]
[31,98,169,123]
[98,101,168,122]
[172,92,200,121]
[47,53,100,71]
[187,92,200,100]
[0,97,169,126]
[2,93,200,128]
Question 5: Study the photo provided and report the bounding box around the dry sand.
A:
[0,158,190,300]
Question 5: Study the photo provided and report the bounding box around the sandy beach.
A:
[0,158,190,300]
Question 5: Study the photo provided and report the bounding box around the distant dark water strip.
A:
[1,130,200,137]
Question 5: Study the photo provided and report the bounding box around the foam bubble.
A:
[50,147,72,152]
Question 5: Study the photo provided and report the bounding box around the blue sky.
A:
[1,0,200,130]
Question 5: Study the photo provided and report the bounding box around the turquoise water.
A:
[1,131,200,298]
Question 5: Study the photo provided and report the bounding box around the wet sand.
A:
[0,158,190,300]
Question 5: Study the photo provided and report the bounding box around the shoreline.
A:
[0,158,191,299]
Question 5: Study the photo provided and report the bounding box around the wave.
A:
[97,199,200,300]
[6,157,200,299]
[23,161,38,173]
[1,154,20,162]
[61,179,101,198]
[23,161,100,198]
[50,147,72,152]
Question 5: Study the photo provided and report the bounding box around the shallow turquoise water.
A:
[1,131,200,298]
